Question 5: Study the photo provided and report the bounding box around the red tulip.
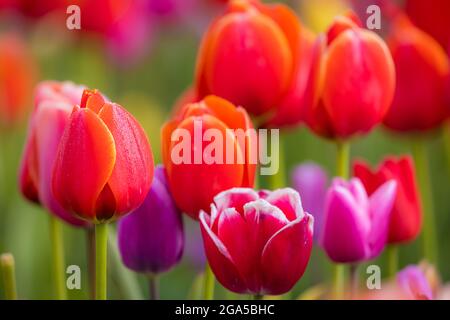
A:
[195,0,303,117]
[405,0,450,52]
[383,16,449,132]
[0,33,37,128]
[161,95,256,219]
[200,188,313,295]
[303,12,396,139]
[52,89,154,223]
[354,156,422,244]
[19,81,89,227]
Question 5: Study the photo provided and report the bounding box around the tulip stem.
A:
[349,264,359,299]
[336,140,350,179]
[387,245,398,278]
[267,132,285,189]
[86,228,96,300]
[49,215,67,300]
[332,264,345,300]
[95,223,108,300]
[332,140,350,300]
[148,275,159,300]
[1,253,18,300]
[411,137,438,265]
[253,294,264,300]
[203,262,215,300]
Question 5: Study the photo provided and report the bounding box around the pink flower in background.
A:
[321,178,397,263]
[200,187,313,295]
[397,265,433,300]
[18,81,89,227]
[291,162,328,241]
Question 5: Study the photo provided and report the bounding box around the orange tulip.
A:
[303,12,396,139]
[195,0,306,118]
[161,95,256,219]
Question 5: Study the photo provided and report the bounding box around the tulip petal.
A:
[52,107,116,220]
[98,103,154,217]
[264,188,304,221]
[214,187,259,216]
[368,180,397,259]
[199,211,247,293]
[321,186,370,262]
[261,214,313,295]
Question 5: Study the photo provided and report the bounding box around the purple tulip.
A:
[321,177,397,263]
[397,265,433,300]
[291,162,328,241]
[118,165,184,274]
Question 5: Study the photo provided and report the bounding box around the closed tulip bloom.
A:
[291,162,328,241]
[0,33,37,128]
[118,165,183,274]
[195,0,301,116]
[18,81,88,227]
[161,95,256,219]
[200,188,313,295]
[383,16,449,132]
[321,178,397,263]
[52,89,154,223]
[354,156,422,244]
[303,12,396,139]
[397,265,433,300]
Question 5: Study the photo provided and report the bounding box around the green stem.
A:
[349,264,359,299]
[253,294,264,300]
[203,262,215,300]
[332,264,345,300]
[336,140,350,179]
[95,223,108,300]
[148,275,159,300]
[331,140,350,299]
[411,137,438,265]
[49,215,67,300]
[387,245,398,278]
[267,132,285,189]
[0,253,18,300]
[86,228,96,300]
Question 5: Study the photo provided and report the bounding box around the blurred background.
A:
[0,0,448,299]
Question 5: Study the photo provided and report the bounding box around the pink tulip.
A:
[200,187,313,295]
[19,81,89,227]
[321,178,397,263]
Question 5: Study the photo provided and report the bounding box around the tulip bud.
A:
[52,89,154,223]
[18,81,88,227]
[303,12,396,139]
[0,33,37,129]
[354,156,422,244]
[397,265,433,300]
[383,15,449,132]
[200,187,313,295]
[118,165,184,274]
[291,162,328,241]
[321,178,397,263]
[161,95,256,219]
[195,0,299,116]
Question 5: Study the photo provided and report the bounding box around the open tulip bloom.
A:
[199,188,313,296]
[321,178,397,263]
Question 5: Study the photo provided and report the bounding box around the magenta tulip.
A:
[321,178,397,263]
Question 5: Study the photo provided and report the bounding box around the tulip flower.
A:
[383,15,449,132]
[161,95,256,219]
[303,12,396,139]
[291,162,328,241]
[195,0,317,119]
[397,265,433,300]
[19,81,89,227]
[405,0,450,52]
[0,33,37,128]
[118,165,183,274]
[200,188,313,296]
[321,178,397,263]
[52,89,154,223]
[354,156,422,244]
